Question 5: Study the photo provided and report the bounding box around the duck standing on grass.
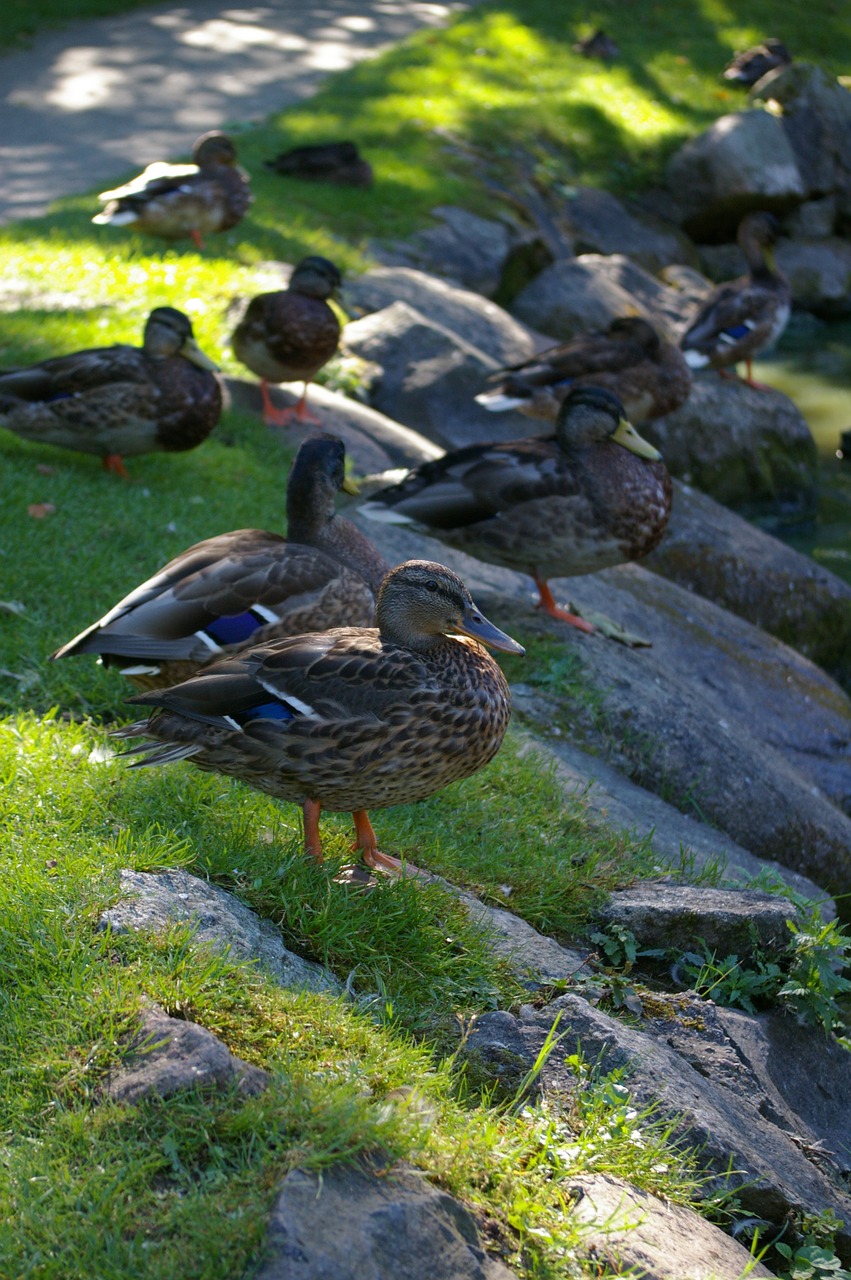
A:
[232,256,343,428]
[361,387,671,634]
[92,132,252,249]
[679,212,791,389]
[0,307,221,478]
[115,561,524,876]
[476,317,692,424]
[51,434,389,688]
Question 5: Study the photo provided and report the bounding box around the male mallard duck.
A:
[116,560,524,874]
[476,317,692,423]
[51,433,390,687]
[361,387,671,634]
[232,256,343,428]
[0,307,221,477]
[680,212,790,389]
[723,39,792,86]
[93,131,252,249]
[264,141,373,188]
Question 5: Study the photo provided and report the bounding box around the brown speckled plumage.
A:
[52,433,390,687]
[116,561,524,872]
[0,308,221,474]
[93,132,252,247]
[362,386,672,631]
[232,256,343,426]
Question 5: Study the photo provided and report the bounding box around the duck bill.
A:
[341,474,360,496]
[181,336,220,372]
[612,416,662,461]
[457,604,525,655]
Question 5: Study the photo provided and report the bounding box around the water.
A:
[752,318,851,587]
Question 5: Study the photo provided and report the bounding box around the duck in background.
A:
[232,256,343,428]
[93,132,252,250]
[51,433,390,687]
[361,387,671,635]
[115,560,524,876]
[723,39,792,87]
[679,212,791,389]
[0,307,221,477]
[476,317,692,424]
[573,29,621,61]
[264,141,373,189]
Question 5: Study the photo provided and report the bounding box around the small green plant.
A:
[774,1210,851,1280]
[678,946,785,1015]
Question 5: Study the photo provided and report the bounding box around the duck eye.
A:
[424,580,439,592]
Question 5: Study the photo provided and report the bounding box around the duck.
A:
[361,387,671,634]
[572,29,620,61]
[93,131,252,249]
[51,433,390,687]
[0,307,221,477]
[679,212,791,389]
[115,560,524,875]
[476,317,692,424]
[264,141,373,189]
[723,39,792,87]
[232,256,343,428]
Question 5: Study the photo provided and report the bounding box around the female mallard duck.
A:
[0,307,221,477]
[232,256,343,428]
[723,39,792,87]
[51,433,390,687]
[93,131,252,249]
[264,141,373,189]
[476,317,692,423]
[116,560,524,874]
[679,212,791,388]
[361,386,671,634]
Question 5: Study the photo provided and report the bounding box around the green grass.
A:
[0,0,156,52]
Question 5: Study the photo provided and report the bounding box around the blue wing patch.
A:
[205,610,266,645]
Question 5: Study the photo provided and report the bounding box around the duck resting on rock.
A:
[476,316,692,424]
[232,256,343,428]
[361,386,672,635]
[51,433,390,687]
[679,212,790,390]
[93,131,252,249]
[0,307,221,477]
[115,560,524,876]
[722,38,792,87]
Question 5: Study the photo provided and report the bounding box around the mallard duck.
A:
[680,212,790,389]
[573,29,620,61]
[232,256,343,428]
[361,387,671,634]
[723,39,792,86]
[51,433,390,687]
[0,307,221,477]
[264,141,373,188]
[115,560,524,874]
[476,317,692,423]
[93,131,252,249]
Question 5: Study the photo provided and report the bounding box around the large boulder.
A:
[699,235,851,316]
[557,186,696,273]
[642,376,819,520]
[665,109,805,240]
[751,62,851,211]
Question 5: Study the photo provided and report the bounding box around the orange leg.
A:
[102,453,130,479]
[533,578,595,633]
[260,381,322,428]
[302,798,325,863]
[189,228,205,250]
[352,810,423,877]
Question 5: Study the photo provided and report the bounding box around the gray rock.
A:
[645,479,851,691]
[783,195,838,239]
[346,266,545,365]
[105,1002,269,1104]
[457,888,590,986]
[559,187,696,273]
[594,884,798,958]
[467,995,851,1260]
[751,63,851,203]
[665,110,805,239]
[100,868,339,994]
[568,1174,776,1279]
[775,237,851,316]
[642,376,819,520]
[256,1160,520,1280]
[342,301,535,449]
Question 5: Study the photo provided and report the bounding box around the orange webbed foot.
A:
[534,579,595,633]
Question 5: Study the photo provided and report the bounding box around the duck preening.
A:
[679,212,791,389]
[232,256,343,428]
[115,561,524,875]
[51,433,389,686]
[361,386,672,633]
[93,132,252,249]
[0,307,221,477]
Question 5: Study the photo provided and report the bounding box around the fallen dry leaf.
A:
[27,503,56,518]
